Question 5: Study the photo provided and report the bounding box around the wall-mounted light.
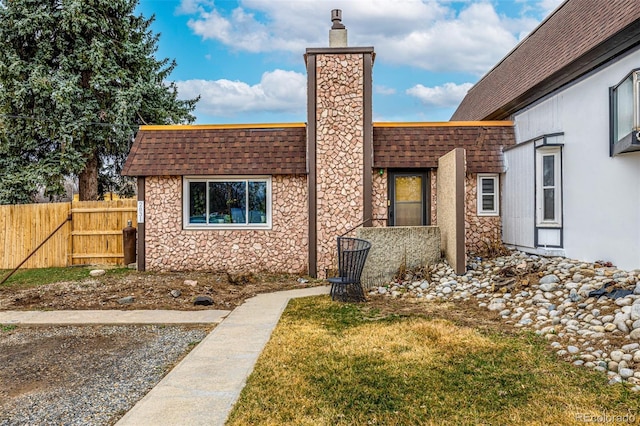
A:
[378,168,384,176]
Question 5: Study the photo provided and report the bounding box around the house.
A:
[122,10,513,278]
[452,0,640,270]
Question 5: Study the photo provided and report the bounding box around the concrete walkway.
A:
[116,285,330,426]
[0,309,231,325]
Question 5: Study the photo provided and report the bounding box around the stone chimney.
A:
[329,9,347,47]
[305,9,374,277]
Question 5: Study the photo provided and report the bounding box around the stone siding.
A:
[145,175,308,273]
[315,53,365,278]
[372,171,388,227]
[465,173,502,256]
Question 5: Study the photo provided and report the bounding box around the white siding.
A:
[503,142,535,249]
[512,48,640,270]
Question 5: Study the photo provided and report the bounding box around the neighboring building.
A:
[123,11,513,277]
[453,0,640,270]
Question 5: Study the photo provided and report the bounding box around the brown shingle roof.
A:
[452,0,640,121]
[373,123,515,173]
[122,125,307,176]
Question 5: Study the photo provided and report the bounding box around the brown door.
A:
[389,171,429,226]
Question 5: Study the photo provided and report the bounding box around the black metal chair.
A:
[328,237,371,302]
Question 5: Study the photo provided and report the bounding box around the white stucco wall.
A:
[511,49,640,270]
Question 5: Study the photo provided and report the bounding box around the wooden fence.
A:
[0,200,137,269]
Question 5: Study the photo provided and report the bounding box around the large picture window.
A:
[183,177,271,229]
[477,174,499,216]
[610,69,640,156]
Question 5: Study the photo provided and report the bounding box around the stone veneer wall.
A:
[315,53,365,278]
[465,173,502,256]
[145,175,308,273]
[372,171,388,227]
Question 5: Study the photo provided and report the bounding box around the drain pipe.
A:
[0,214,72,286]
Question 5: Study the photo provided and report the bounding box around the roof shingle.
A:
[373,124,515,173]
[122,125,308,176]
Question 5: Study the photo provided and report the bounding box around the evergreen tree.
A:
[0,0,198,203]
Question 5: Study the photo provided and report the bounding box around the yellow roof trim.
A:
[373,121,513,127]
[139,123,306,131]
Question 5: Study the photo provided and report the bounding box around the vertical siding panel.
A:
[503,143,535,248]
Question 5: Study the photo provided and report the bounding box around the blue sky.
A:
[136,0,563,124]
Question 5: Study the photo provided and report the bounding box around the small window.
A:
[183,176,271,229]
[477,174,499,216]
[610,69,640,156]
[536,147,562,227]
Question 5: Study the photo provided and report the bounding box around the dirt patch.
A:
[364,294,516,335]
[0,324,210,425]
[0,270,320,311]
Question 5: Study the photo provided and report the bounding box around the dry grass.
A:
[227,296,640,426]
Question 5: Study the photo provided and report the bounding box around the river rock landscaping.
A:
[372,250,640,390]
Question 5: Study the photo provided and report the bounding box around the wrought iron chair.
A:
[328,237,371,302]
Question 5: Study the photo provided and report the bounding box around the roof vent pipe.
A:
[329,9,347,47]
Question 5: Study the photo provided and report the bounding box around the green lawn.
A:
[227,296,640,425]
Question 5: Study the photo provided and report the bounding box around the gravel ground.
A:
[0,324,210,425]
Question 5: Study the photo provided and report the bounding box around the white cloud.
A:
[375,85,396,95]
[406,82,473,107]
[175,69,306,117]
[178,0,542,75]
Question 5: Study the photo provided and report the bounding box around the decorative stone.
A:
[118,296,135,305]
[630,329,640,340]
[569,289,581,303]
[193,296,214,306]
[610,350,624,362]
[567,346,580,354]
[616,298,634,307]
[630,304,640,321]
[89,269,106,277]
[620,368,635,379]
[184,280,198,287]
[539,274,560,285]
[170,289,181,298]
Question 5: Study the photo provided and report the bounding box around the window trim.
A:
[535,146,562,228]
[387,170,430,226]
[476,173,499,216]
[182,176,272,230]
[609,68,640,156]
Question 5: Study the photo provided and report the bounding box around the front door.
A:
[388,171,429,226]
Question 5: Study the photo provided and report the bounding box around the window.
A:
[610,69,640,156]
[183,176,271,229]
[536,147,562,227]
[477,174,499,216]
